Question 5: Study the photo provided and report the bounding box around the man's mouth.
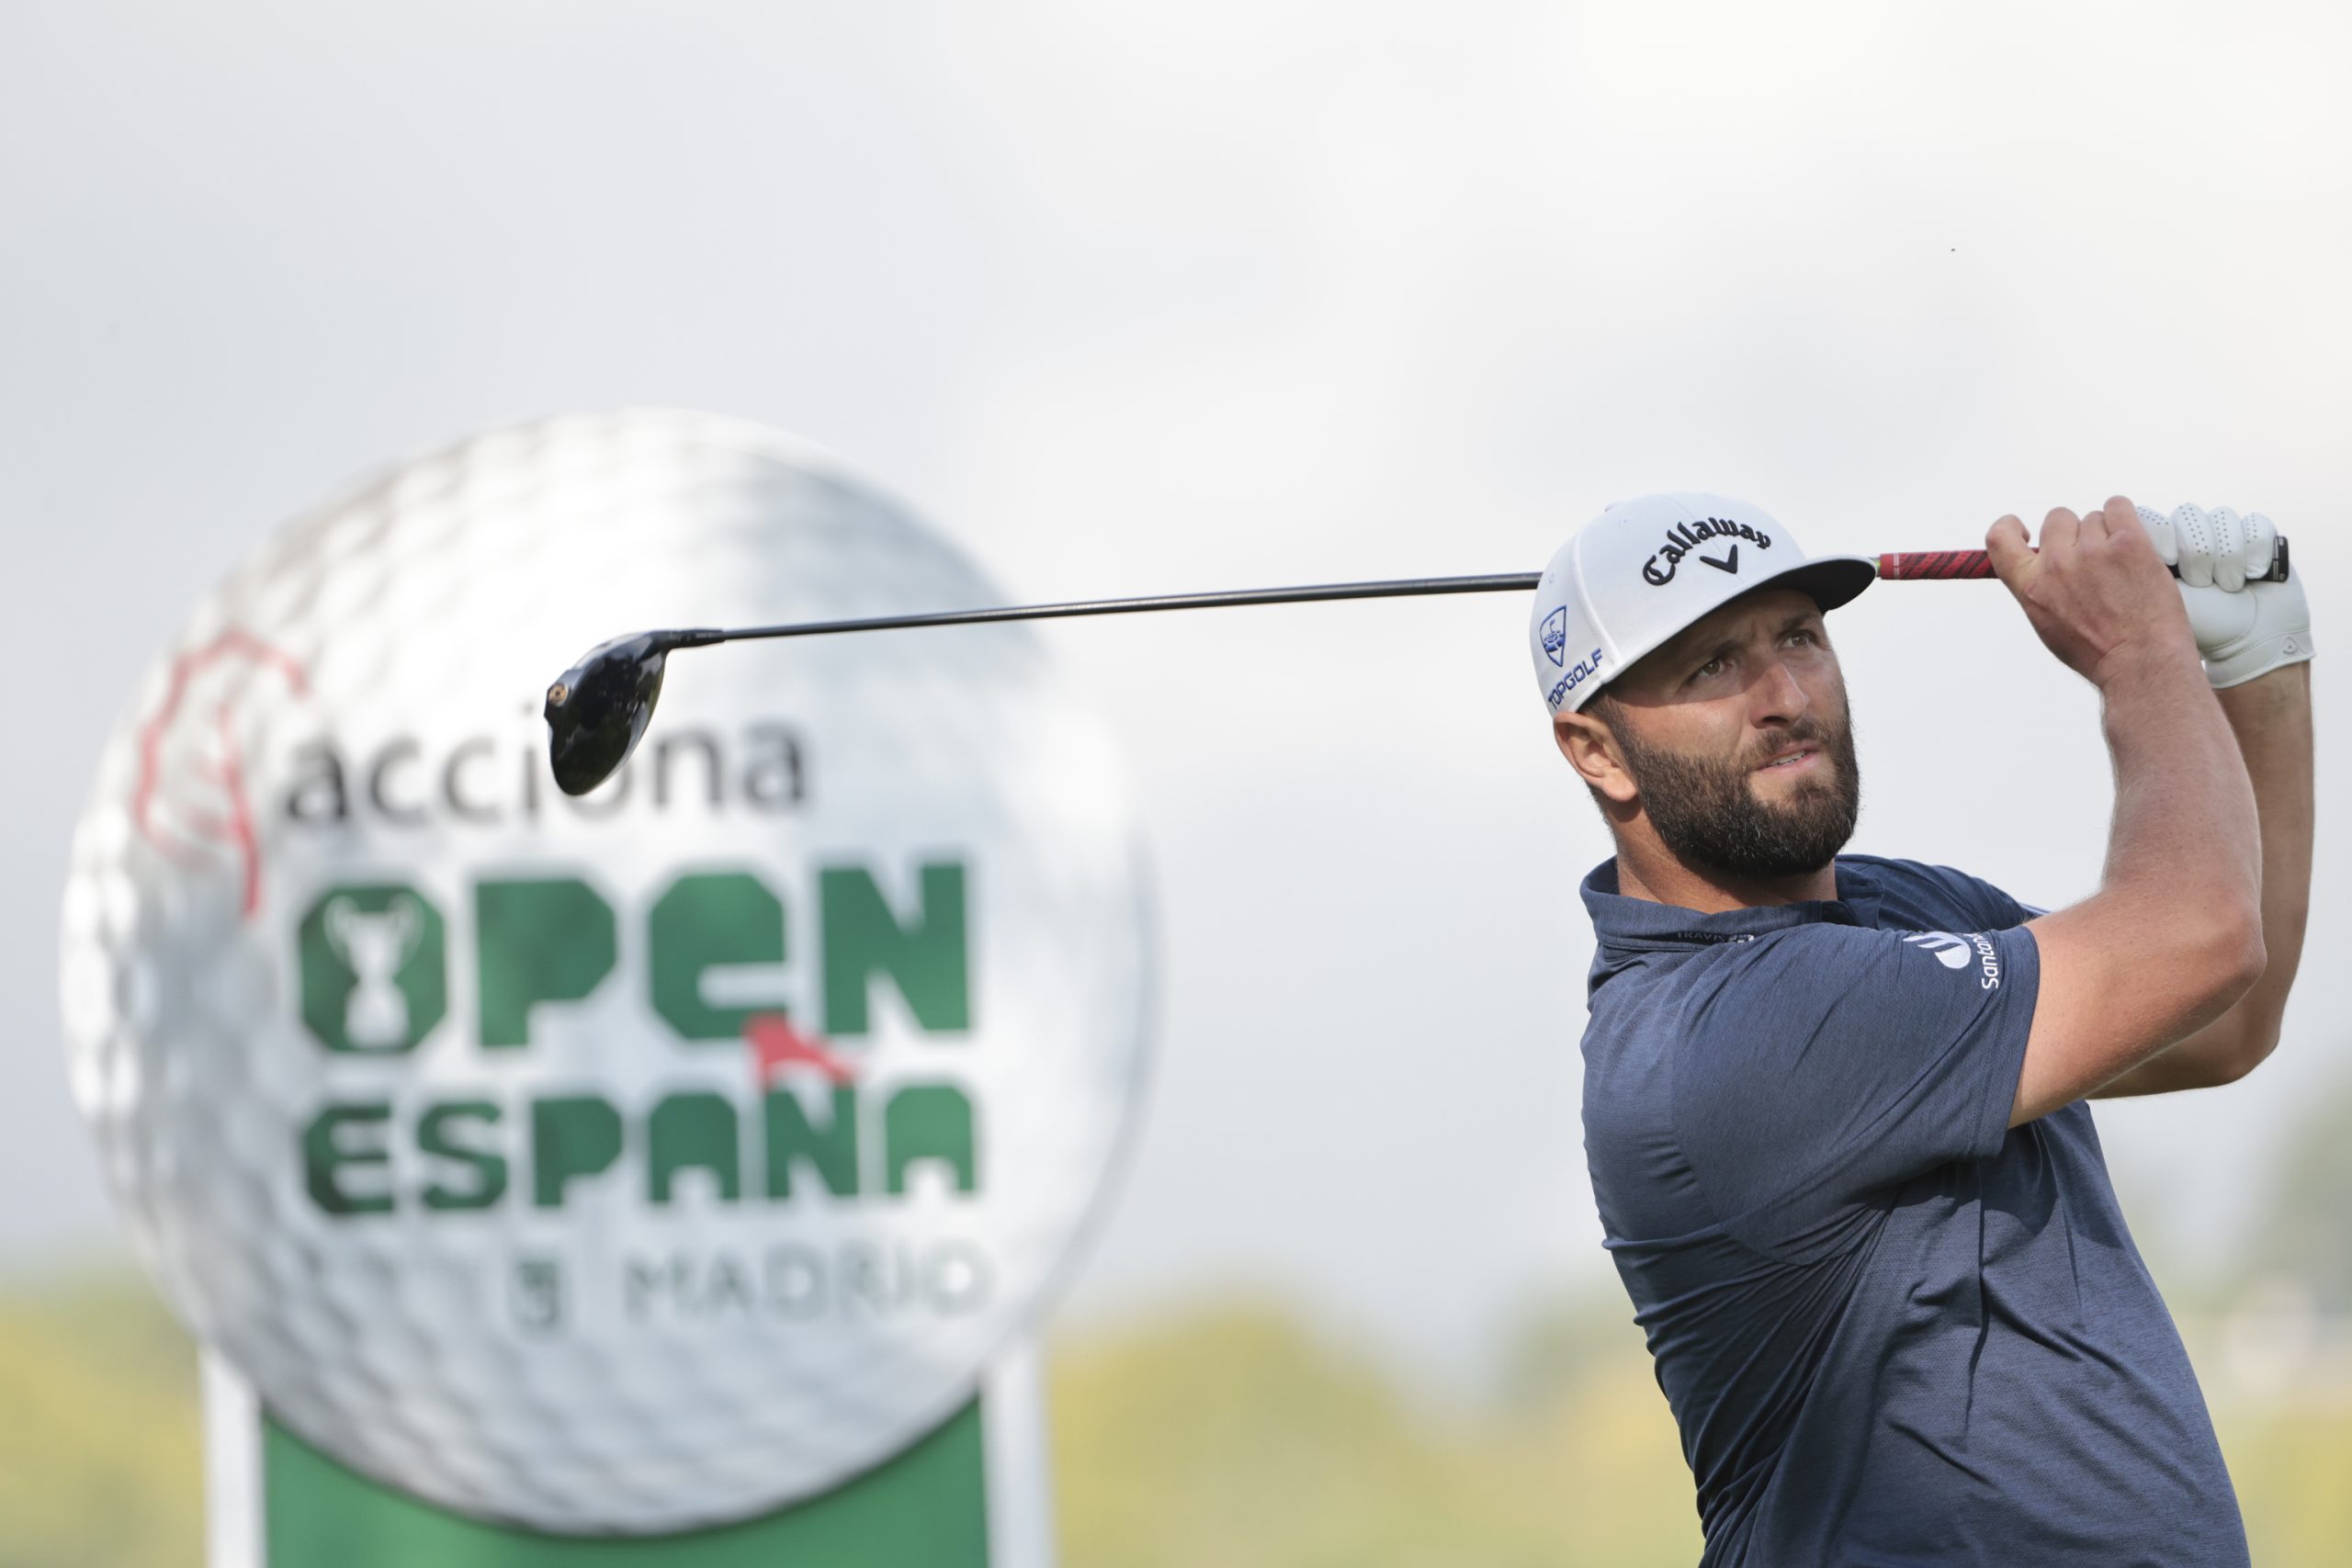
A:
[1754,745,1819,774]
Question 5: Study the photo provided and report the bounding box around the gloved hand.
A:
[2136,503,2314,688]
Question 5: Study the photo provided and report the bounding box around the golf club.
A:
[545,535,2292,797]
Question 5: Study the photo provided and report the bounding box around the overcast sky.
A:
[6,0,2348,1385]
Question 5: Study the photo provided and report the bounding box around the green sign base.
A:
[263,1404,986,1568]
[203,1349,1054,1568]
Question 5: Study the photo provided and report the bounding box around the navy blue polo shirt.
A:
[1580,854,2245,1566]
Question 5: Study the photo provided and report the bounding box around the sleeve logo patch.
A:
[1905,931,2002,989]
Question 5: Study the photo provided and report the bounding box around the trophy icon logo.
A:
[324,895,424,1049]
[297,883,448,1055]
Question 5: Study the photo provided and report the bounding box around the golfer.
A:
[1530,493,2313,1564]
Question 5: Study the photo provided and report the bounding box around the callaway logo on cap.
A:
[1529,492,1876,714]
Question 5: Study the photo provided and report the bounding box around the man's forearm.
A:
[2095,662,2312,1095]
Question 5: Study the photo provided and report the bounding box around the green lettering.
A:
[647,1091,742,1204]
[763,1087,861,1199]
[419,1100,507,1212]
[821,863,969,1036]
[650,872,786,1041]
[885,1084,978,1196]
[531,1097,624,1207]
[475,878,616,1049]
[301,1103,394,1215]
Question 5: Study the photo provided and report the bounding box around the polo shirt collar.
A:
[1579,856,1884,952]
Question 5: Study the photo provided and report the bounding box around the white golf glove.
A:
[2136,503,2314,688]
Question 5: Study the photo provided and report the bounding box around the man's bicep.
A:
[2013,904,2257,1123]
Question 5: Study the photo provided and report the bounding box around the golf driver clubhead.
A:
[545,532,2294,796]
[544,627,722,797]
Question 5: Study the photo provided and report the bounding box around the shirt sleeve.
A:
[1917,861,2045,929]
[1670,920,2041,1262]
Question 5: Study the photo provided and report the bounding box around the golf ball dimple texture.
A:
[60,412,1153,1535]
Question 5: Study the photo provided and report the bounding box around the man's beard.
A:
[1614,708,1861,881]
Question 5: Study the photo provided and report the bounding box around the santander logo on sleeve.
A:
[1904,931,2003,989]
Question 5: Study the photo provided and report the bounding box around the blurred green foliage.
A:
[0,1272,204,1568]
[5,1080,2349,1565]
[1052,1298,1702,1568]
[2220,1402,2352,1562]
[7,1273,2351,1567]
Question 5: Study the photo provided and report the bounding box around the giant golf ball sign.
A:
[58,412,1152,1534]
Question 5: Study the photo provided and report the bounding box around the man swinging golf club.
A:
[1533,492,2313,1565]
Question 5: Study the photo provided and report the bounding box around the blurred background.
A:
[6,2,2349,1562]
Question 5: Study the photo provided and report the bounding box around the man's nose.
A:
[1750,657,1810,728]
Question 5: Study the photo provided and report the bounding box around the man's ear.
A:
[1554,706,1639,806]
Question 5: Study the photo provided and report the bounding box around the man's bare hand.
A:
[1985,496,2199,688]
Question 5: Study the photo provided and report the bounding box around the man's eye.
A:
[1691,657,1726,682]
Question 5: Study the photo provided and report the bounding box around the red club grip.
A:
[1877,549,1995,581]
[1879,536,2289,583]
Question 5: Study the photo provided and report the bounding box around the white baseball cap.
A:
[1530,492,1875,714]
